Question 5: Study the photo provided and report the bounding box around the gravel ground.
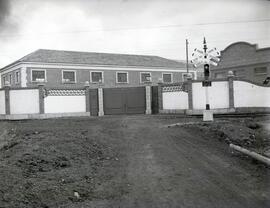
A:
[0,115,269,208]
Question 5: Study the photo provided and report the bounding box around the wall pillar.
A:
[4,84,10,115]
[98,87,104,116]
[38,83,45,114]
[228,71,235,109]
[84,82,90,114]
[187,76,193,110]
[145,85,152,114]
[157,83,163,112]
[21,66,27,87]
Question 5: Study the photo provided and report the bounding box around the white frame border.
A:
[162,72,173,83]
[9,73,12,85]
[182,72,194,81]
[140,72,152,83]
[2,75,7,86]
[90,71,104,83]
[15,70,20,84]
[116,71,129,84]
[61,69,77,83]
[30,69,47,82]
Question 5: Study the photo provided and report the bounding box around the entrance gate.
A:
[103,87,146,115]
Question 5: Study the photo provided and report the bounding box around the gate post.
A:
[187,76,193,110]
[84,82,90,115]
[157,83,163,113]
[4,84,10,115]
[228,71,235,109]
[98,87,104,116]
[38,83,45,114]
[145,85,152,114]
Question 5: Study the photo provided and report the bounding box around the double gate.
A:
[103,87,146,115]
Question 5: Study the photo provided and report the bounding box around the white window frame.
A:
[3,75,7,86]
[90,71,104,83]
[15,71,20,84]
[9,74,12,84]
[140,72,152,83]
[31,69,47,82]
[182,72,194,81]
[62,70,77,83]
[162,73,173,83]
[116,71,129,84]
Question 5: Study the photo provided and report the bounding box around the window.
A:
[214,72,226,79]
[9,74,12,84]
[90,71,103,83]
[233,70,245,78]
[182,73,194,81]
[140,72,151,83]
[254,67,267,75]
[162,73,172,83]
[116,72,128,83]
[31,70,46,82]
[3,76,7,85]
[62,70,76,83]
[15,71,20,83]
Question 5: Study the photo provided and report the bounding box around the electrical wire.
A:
[0,18,269,38]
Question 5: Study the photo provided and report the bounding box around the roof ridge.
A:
[36,48,176,60]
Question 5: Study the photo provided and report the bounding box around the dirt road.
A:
[0,115,269,208]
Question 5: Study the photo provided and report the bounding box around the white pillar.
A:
[21,67,27,87]
[193,71,198,80]
[98,88,104,116]
[145,85,152,114]
[0,72,2,87]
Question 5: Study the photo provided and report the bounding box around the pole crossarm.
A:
[191,38,220,68]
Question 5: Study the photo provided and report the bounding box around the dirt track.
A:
[0,115,269,208]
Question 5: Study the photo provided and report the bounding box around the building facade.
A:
[211,42,270,84]
[0,49,196,88]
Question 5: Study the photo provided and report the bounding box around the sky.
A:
[0,0,269,68]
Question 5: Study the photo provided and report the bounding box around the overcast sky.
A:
[0,0,269,68]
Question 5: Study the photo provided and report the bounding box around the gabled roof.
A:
[1,49,188,71]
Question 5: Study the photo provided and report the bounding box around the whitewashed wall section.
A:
[0,90,5,114]
[10,89,39,114]
[44,89,86,113]
[162,85,188,110]
[234,81,270,108]
[192,81,229,109]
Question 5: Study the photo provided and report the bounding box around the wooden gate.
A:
[103,87,146,115]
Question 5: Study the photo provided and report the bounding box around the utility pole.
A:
[186,39,189,74]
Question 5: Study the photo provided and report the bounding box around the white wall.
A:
[0,90,5,114]
[234,81,270,107]
[10,89,39,114]
[163,91,188,110]
[44,96,86,114]
[192,81,229,109]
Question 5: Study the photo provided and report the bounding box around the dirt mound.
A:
[0,128,119,208]
[182,119,270,156]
